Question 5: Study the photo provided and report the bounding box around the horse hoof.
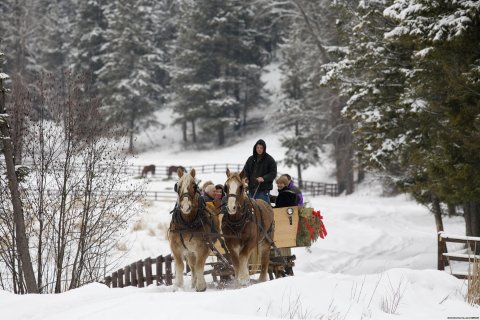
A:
[238,278,250,287]
[196,286,207,292]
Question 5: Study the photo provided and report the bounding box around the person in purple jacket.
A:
[282,174,304,206]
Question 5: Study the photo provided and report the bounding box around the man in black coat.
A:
[243,139,277,204]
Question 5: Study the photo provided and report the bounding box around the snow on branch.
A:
[384,0,480,42]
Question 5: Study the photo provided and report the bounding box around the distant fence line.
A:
[38,189,178,202]
[16,162,338,200]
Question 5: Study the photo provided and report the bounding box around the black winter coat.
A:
[275,187,299,208]
[243,139,277,193]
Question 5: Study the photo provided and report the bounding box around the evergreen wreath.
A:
[296,207,328,247]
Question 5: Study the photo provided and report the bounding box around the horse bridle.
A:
[175,180,199,202]
[225,174,247,212]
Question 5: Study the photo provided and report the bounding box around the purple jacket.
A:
[288,181,303,206]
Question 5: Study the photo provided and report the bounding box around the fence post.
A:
[165,254,173,285]
[112,271,118,288]
[131,263,138,287]
[438,235,445,271]
[118,269,124,288]
[145,257,153,286]
[137,260,145,288]
[156,255,164,285]
[105,276,112,288]
[125,265,131,286]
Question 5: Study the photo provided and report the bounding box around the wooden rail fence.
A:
[438,232,480,279]
[104,254,174,288]
[30,163,338,201]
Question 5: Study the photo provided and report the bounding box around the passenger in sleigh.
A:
[202,184,216,203]
[274,175,299,208]
[283,174,304,207]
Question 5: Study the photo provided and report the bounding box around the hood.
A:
[253,139,267,157]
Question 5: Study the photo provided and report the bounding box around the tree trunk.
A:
[431,194,447,269]
[218,125,225,146]
[335,137,354,195]
[296,163,302,188]
[242,82,248,127]
[182,121,187,142]
[128,113,135,153]
[357,166,365,183]
[332,97,354,195]
[0,77,38,293]
[191,120,196,143]
[9,77,28,164]
[447,203,456,217]
[464,201,480,254]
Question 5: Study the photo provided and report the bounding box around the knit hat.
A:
[276,176,289,186]
[202,180,214,192]
[205,184,216,194]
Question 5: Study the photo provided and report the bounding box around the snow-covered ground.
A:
[0,128,478,319]
[1,65,478,319]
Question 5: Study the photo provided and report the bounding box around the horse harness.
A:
[170,189,215,246]
[221,195,274,246]
[170,190,232,268]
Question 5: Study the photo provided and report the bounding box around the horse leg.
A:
[228,243,241,283]
[193,247,208,292]
[258,240,271,282]
[172,250,185,288]
[186,253,197,289]
[237,246,253,286]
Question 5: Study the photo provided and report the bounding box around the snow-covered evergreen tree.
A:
[71,0,108,91]
[38,0,77,73]
[260,0,354,192]
[384,0,480,238]
[0,0,44,77]
[172,0,265,145]
[97,0,167,153]
[274,31,323,183]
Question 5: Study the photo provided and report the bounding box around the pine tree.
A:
[172,0,265,145]
[384,0,480,240]
[328,0,480,242]
[274,31,323,184]
[38,0,76,73]
[97,0,167,153]
[260,0,354,192]
[0,0,43,77]
[71,0,108,90]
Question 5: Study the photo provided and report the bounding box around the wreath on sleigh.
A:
[296,207,328,247]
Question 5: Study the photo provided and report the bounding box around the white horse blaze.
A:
[178,176,193,214]
[227,179,241,214]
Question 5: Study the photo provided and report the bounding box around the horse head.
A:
[225,168,247,215]
[176,168,198,214]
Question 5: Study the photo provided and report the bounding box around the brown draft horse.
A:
[222,169,275,286]
[141,164,155,177]
[168,168,217,291]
